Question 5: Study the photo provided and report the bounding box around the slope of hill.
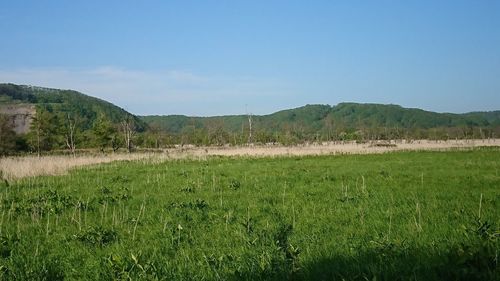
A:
[140,103,500,135]
[0,83,146,131]
[1,82,499,152]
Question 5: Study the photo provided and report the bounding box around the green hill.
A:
[0,83,146,131]
[1,82,499,152]
[140,103,500,137]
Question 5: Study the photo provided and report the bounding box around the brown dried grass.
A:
[0,154,151,181]
[181,138,500,157]
[1,139,498,180]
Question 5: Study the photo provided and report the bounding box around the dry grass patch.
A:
[1,139,499,180]
[0,154,152,181]
[194,138,500,157]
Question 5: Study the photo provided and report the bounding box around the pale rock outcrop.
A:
[0,104,36,134]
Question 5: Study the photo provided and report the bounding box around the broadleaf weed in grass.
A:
[0,149,498,280]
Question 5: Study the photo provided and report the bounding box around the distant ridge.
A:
[1,83,499,143]
[140,103,500,135]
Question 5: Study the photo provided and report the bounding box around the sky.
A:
[0,1,499,116]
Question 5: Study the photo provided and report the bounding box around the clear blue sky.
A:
[0,1,499,116]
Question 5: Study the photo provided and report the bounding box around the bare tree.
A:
[30,110,48,158]
[148,123,162,149]
[65,113,77,157]
[121,116,136,153]
[246,105,253,144]
[35,117,41,158]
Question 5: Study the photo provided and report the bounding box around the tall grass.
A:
[2,139,499,181]
[0,148,498,280]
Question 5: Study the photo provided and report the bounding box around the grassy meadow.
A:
[0,148,498,280]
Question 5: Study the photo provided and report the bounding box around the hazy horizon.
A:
[1,1,499,116]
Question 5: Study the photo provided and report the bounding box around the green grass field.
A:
[0,148,498,280]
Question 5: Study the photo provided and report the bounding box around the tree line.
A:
[1,107,499,156]
[0,107,137,156]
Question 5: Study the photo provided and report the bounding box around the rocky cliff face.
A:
[0,104,35,134]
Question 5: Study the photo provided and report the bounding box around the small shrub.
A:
[74,226,118,247]
[0,233,19,259]
[229,179,241,190]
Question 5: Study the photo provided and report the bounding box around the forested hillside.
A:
[0,83,145,155]
[141,103,500,144]
[1,83,499,155]
[0,83,145,130]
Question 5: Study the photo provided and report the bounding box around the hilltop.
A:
[3,83,498,138]
[0,83,147,155]
[140,103,500,141]
[0,83,146,131]
[1,83,499,154]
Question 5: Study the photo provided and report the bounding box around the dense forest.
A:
[0,83,146,129]
[0,83,145,155]
[1,83,499,155]
[141,103,500,145]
